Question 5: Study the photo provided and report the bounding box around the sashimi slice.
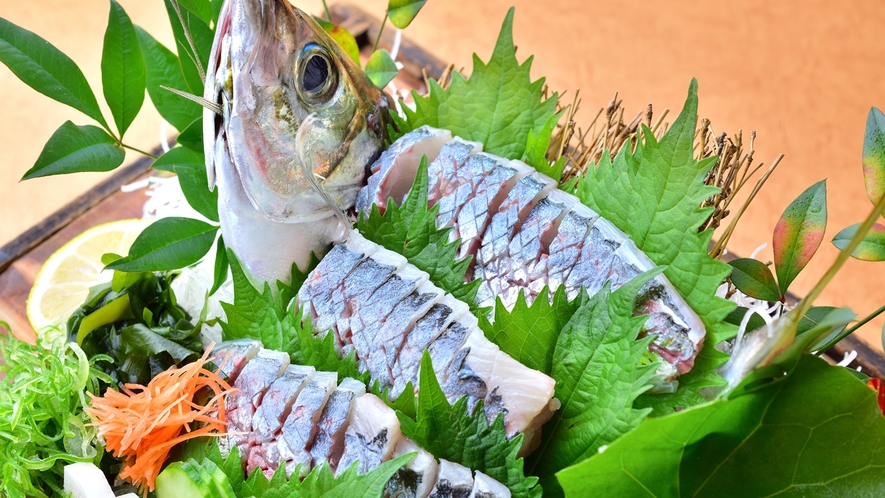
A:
[384,438,440,498]
[428,139,484,230]
[278,371,338,477]
[213,339,262,381]
[470,471,512,498]
[309,377,366,471]
[337,394,404,475]
[542,202,600,297]
[429,460,474,498]
[355,126,453,214]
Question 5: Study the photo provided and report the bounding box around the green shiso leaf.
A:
[479,285,578,374]
[21,121,124,180]
[135,26,201,131]
[356,156,482,314]
[397,352,541,498]
[207,443,412,498]
[523,111,566,182]
[556,354,885,497]
[526,270,661,497]
[106,217,217,272]
[101,0,145,139]
[163,0,214,95]
[393,7,556,160]
[0,17,109,130]
[572,79,736,415]
[772,180,827,294]
[220,252,369,383]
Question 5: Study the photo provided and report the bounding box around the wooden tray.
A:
[2,3,883,379]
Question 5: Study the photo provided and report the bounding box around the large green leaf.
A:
[388,0,428,29]
[393,8,556,160]
[728,257,781,301]
[135,26,201,131]
[177,0,213,25]
[556,355,885,497]
[863,107,885,205]
[176,117,204,151]
[164,0,214,95]
[527,271,659,497]
[832,222,885,262]
[174,164,218,222]
[21,121,124,180]
[101,0,145,138]
[398,352,541,498]
[151,146,205,172]
[573,80,736,415]
[772,180,827,294]
[0,17,108,130]
[106,217,217,272]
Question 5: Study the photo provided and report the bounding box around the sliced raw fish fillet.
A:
[433,153,506,241]
[384,438,440,498]
[546,202,600,293]
[308,377,366,471]
[474,171,556,307]
[278,371,338,477]
[356,126,453,214]
[369,281,444,391]
[429,460,474,498]
[561,217,624,299]
[391,294,469,399]
[485,189,577,307]
[224,349,289,459]
[448,159,534,259]
[213,339,262,381]
[469,471,511,498]
[337,394,404,475]
[299,231,378,336]
[427,139,484,230]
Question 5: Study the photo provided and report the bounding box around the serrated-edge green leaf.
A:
[106,217,217,272]
[0,17,109,129]
[102,0,145,138]
[135,26,201,131]
[728,258,781,301]
[22,121,124,180]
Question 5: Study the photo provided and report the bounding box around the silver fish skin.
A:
[469,471,511,498]
[426,139,484,230]
[337,393,404,476]
[205,0,390,285]
[384,438,440,498]
[224,349,289,460]
[308,377,366,471]
[278,371,338,477]
[429,460,474,498]
[213,339,262,381]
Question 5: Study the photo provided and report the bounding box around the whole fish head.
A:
[205,0,389,223]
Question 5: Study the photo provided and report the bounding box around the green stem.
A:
[121,143,158,160]
[373,12,388,52]
[816,303,885,354]
[322,0,332,21]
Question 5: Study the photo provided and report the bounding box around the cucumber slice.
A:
[156,459,237,498]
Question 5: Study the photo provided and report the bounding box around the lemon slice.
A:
[26,218,152,334]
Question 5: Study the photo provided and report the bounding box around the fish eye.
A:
[299,45,338,102]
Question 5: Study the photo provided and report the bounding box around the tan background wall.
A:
[2,0,885,351]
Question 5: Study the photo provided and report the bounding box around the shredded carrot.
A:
[85,345,238,495]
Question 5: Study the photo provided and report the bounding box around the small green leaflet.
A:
[207,443,412,498]
[365,49,398,89]
[398,352,541,498]
[151,145,205,172]
[728,258,780,301]
[135,26,201,131]
[863,107,885,205]
[101,0,145,139]
[313,16,360,66]
[526,271,660,498]
[175,164,219,222]
[388,0,427,29]
[393,8,556,160]
[772,180,827,294]
[832,222,885,262]
[0,17,109,130]
[523,111,565,182]
[221,252,368,383]
[356,156,482,313]
[177,117,204,151]
[480,285,577,374]
[21,121,124,180]
[572,80,735,415]
[105,217,217,272]
[556,355,885,497]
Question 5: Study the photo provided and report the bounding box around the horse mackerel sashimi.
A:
[214,341,511,498]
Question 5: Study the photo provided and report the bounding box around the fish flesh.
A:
[429,460,474,498]
[217,341,509,498]
[356,126,707,384]
[298,231,557,448]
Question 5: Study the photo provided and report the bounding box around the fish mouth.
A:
[205,0,389,224]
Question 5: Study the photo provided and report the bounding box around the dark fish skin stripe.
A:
[299,243,367,335]
[308,387,358,469]
[391,302,456,399]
